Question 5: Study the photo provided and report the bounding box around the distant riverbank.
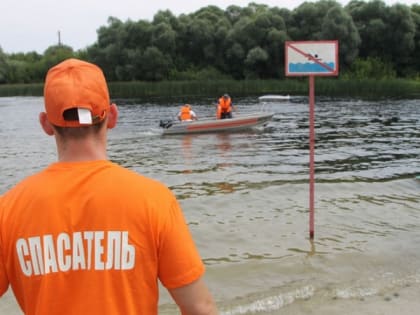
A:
[1,78,419,100]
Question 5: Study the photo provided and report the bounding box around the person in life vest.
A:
[216,94,236,119]
[0,58,218,315]
[177,104,197,122]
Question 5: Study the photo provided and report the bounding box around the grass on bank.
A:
[0,78,419,100]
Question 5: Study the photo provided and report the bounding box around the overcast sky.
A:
[0,0,416,54]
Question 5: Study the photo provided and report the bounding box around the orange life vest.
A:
[218,97,232,113]
[180,106,192,121]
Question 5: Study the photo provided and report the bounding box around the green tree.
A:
[1,51,44,83]
[259,10,288,78]
[265,28,288,78]
[0,46,8,83]
[224,42,246,79]
[290,1,343,40]
[347,0,415,76]
[89,17,129,80]
[176,6,227,69]
[153,9,179,29]
[42,45,74,69]
[228,16,257,51]
[346,0,388,58]
[244,46,269,78]
[225,5,243,25]
[321,6,361,67]
[410,4,420,75]
[140,46,170,81]
[151,22,177,57]
[343,56,396,79]
[125,20,152,50]
[384,4,416,75]
[3,0,420,83]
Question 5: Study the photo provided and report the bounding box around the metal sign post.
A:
[285,40,339,239]
[308,75,315,239]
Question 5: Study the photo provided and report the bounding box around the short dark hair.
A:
[53,109,106,139]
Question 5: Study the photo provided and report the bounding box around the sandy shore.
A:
[2,283,420,315]
[0,290,21,315]
[278,282,420,315]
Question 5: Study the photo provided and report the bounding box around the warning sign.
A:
[285,41,339,76]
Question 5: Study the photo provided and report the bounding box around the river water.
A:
[0,96,419,314]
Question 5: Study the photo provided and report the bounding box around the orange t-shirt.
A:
[0,160,205,315]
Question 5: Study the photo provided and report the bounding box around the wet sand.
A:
[3,284,420,315]
[279,283,420,315]
[0,290,20,315]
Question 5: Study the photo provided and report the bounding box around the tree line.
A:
[1,0,419,84]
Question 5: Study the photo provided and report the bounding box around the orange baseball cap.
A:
[44,58,110,127]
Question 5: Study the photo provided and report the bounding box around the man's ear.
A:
[39,112,54,136]
[107,103,118,129]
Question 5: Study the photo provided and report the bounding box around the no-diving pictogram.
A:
[285,41,339,76]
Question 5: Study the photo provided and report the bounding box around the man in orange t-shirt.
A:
[0,58,218,315]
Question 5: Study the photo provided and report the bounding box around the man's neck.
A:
[56,135,108,162]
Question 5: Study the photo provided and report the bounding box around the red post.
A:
[285,41,339,240]
[309,75,315,239]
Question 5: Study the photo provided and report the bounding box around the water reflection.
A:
[181,135,193,173]
[216,133,232,154]
[177,132,235,173]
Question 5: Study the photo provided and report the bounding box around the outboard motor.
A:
[159,120,173,129]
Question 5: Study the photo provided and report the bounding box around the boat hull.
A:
[161,112,274,135]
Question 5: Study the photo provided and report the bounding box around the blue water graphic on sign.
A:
[289,62,335,73]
